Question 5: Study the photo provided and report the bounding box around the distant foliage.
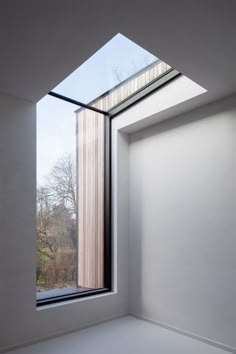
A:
[36,154,77,291]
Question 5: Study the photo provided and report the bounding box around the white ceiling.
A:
[0,0,235,106]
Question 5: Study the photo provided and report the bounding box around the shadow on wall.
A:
[127,93,236,349]
[130,93,236,145]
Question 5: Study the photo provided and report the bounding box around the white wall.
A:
[0,93,129,352]
[128,96,236,350]
[113,75,206,133]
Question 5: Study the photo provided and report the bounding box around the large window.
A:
[37,96,78,297]
[36,33,179,305]
[37,96,110,305]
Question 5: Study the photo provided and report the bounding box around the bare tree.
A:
[36,154,77,290]
[48,153,77,217]
[112,53,156,85]
[113,66,124,83]
[37,186,58,260]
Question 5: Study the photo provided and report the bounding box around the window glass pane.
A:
[52,33,170,110]
[36,95,78,296]
[36,96,106,302]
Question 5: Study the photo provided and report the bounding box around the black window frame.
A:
[36,67,180,307]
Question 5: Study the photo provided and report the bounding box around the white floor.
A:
[8,316,231,354]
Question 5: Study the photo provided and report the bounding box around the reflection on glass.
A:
[52,33,169,107]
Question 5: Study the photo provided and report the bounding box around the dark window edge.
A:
[37,288,111,307]
[104,116,112,290]
[109,69,181,119]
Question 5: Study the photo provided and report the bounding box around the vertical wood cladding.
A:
[76,60,170,289]
[77,110,104,289]
[92,61,170,111]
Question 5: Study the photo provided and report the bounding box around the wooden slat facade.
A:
[77,109,104,289]
[92,61,170,111]
[77,60,170,289]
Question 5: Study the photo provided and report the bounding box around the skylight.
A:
[36,33,178,305]
[52,33,163,105]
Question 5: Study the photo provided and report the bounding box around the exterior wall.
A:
[90,61,170,112]
[77,109,105,289]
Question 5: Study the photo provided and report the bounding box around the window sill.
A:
[36,289,116,311]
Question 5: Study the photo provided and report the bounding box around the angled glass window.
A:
[52,33,171,111]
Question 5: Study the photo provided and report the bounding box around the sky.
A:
[37,33,158,184]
